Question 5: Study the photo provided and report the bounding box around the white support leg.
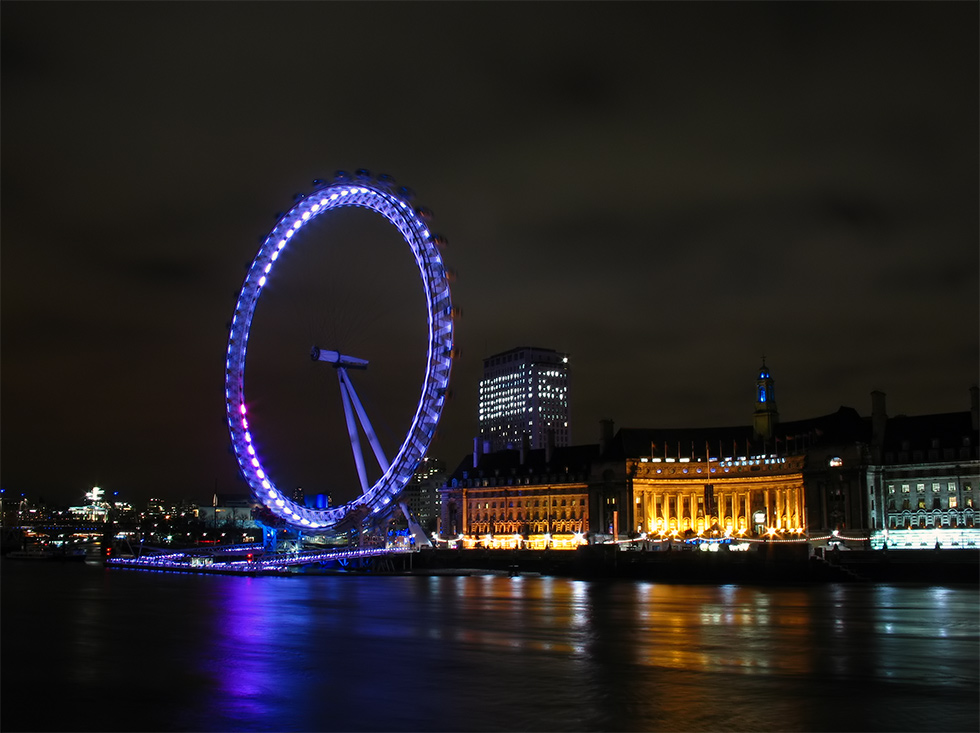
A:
[338,368,390,473]
[338,368,370,495]
[400,501,433,548]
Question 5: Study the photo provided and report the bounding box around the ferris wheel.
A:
[224,170,454,535]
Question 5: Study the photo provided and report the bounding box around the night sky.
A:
[2,2,977,508]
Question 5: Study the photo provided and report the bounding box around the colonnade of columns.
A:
[634,484,805,534]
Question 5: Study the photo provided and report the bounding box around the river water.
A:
[1,560,977,732]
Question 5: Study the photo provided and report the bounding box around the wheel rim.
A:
[224,174,453,531]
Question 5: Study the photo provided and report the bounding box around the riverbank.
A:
[96,543,979,584]
[411,545,980,584]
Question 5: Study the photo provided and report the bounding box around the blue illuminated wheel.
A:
[225,171,454,532]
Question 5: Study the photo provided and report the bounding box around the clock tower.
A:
[753,359,779,440]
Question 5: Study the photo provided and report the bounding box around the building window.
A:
[933,483,941,493]
[902,484,910,493]
[917,483,925,493]
[948,482,957,492]
[888,485,895,494]
[949,497,958,509]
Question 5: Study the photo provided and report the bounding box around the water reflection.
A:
[2,564,976,733]
[195,577,979,732]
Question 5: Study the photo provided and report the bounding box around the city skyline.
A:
[2,2,977,507]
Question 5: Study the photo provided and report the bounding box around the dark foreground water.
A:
[1,561,977,733]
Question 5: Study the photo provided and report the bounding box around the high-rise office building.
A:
[479,346,570,452]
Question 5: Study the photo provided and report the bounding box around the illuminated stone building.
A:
[866,388,979,548]
[610,403,870,540]
[442,362,979,549]
[628,452,805,537]
[439,442,596,549]
[478,346,570,453]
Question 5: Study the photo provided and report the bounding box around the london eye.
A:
[224,171,454,536]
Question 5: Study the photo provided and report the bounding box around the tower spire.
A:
[753,360,778,441]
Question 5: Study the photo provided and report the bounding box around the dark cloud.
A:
[1,1,976,506]
[114,257,210,289]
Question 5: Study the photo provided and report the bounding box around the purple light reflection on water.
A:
[206,577,284,726]
[2,563,978,732]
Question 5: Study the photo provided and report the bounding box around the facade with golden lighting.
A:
[438,444,597,549]
[629,454,806,538]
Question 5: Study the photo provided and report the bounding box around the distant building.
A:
[401,457,446,533]
[478,346,570,453]
[198,493,257,529]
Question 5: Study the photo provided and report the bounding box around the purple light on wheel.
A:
[224,172,455,532]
